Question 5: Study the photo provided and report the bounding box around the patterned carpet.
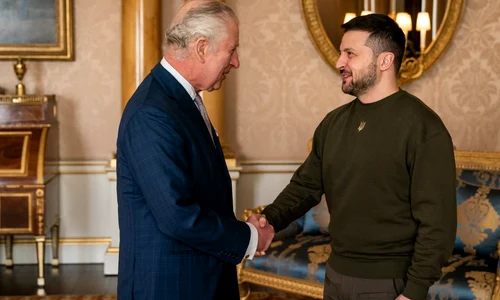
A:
[0,292,314,300]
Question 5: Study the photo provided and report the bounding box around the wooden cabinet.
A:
[0,94,59,294]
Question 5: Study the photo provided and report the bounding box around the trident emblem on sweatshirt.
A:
[358,121,366,132]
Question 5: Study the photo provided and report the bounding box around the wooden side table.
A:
[0,94,60,295]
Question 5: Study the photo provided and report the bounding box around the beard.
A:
[341,60,377,97]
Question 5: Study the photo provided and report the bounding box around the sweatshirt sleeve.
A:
[403,130,457,300]
[261,120,325,232]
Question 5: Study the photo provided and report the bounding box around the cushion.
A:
[244,233,331,283]
[428,252,497,300]
[303,194,329,235]
[454,180,500,257]
[457,170,500,189]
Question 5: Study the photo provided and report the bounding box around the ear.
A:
[379,52,395,71]
[194,37,209,63]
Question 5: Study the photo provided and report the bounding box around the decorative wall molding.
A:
[0,238,111,265]
[1,160,300,275]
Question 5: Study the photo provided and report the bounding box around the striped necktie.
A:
[194,94,214,143]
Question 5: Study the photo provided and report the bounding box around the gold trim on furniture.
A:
[0,131,31,176]
[241,206,266,222]
[0,193,33,233]
[0,124,51,129]
[238,266,323,299]
[300,0,465,86]
[0,95,53,103]
[37,127,49,184]
[454,150,500,171]
[0,0,74,60]
[35,235,46,283]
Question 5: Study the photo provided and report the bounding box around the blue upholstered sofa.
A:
[237,150,500,300]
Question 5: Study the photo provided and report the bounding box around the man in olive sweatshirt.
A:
[256,14,457,300]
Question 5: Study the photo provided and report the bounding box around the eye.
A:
[347,51,354,57]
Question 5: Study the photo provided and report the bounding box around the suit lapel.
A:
[150,62,234,213]
[150,63,217,153]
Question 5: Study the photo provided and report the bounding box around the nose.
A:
[231,50,240,69]
[335,53,345,70]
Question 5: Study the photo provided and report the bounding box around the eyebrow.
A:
[340,47,356,53]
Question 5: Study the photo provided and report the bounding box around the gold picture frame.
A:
[0,0,74,60]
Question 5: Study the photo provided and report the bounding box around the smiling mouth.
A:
[339,69,352,80]
[341,74,352,84]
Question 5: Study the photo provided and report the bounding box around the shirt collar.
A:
[160,57,197,101]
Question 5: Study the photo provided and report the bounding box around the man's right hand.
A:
[247,214,274,256]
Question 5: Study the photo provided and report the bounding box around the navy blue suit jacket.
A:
[116,63,250,299]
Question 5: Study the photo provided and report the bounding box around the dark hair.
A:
[341,14,406,73]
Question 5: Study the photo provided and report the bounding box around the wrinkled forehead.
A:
[339,30,371,51]
[226,19,239,46]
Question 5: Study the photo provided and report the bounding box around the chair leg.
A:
[35,236,46,288]
[5,235,13,267]
[51,221,60,267]
[239,282,251,300]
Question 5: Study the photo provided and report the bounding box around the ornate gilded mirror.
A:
[301,0,465,85]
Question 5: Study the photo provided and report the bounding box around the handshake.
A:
[247,214,275,257]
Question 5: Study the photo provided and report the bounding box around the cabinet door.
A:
[0,192,35,234]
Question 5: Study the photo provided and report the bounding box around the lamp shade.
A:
[416,12,431,31]
[344,13,356,24]
[396,12,412,32]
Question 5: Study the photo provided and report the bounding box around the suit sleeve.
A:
[121,106,250,265]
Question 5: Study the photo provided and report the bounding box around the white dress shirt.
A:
[160,58,258,260]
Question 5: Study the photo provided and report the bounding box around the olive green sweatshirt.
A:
[262,89,457,300]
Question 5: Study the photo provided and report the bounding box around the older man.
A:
[116,1,273,299]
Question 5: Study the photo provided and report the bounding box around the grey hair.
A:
[164,1,238,56]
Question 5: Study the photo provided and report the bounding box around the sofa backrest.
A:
[455,169,500,257]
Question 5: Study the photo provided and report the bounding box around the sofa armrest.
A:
[492,240,500,300]
[241,206,267,222]
[493,259,500,300]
